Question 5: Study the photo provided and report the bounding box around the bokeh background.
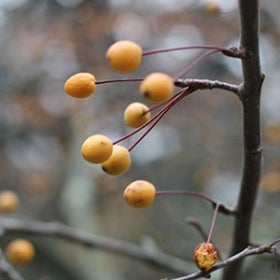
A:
[0,0,280,279]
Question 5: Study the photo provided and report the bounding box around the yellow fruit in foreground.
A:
[140,72,174,103]
[193,242,218,271]
[0,191,19,212]
[5,239,35,265]
[64,72,96,98]
[101,145,131,175]
[124,102,151,128]
[106,40,142,73]
[123,180,156,208]
[81,134,113,163]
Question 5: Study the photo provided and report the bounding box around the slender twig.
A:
[0,249,25,280]
[174,78,240,96]
[156,190,236,216]
[169,243,276,280]
[0,217,194,274]
[173,49,220,80]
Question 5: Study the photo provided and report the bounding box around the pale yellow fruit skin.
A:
[101,145,131,175]
[64,72,96,98]
[5,239,35,265]
[140,72,174,103]
[123,180,156,208]
[0,191,19,212]
[106,40,142,73]
[81,134,113,164]
[124,102,151,128]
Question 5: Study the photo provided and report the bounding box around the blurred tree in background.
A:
[0,0,280,279]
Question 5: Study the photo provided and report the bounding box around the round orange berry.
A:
[124,102,151,128]
[64,72,96,98]
[123,180,156,208]
[140,72,174,103]
[101,145,131,175]
[0,191,19,212]
[106,40,142,73]
[5,239,35,265]
[81,134,113,164]
[193,242,218,271]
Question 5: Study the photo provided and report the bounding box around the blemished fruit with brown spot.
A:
[81,134,113,163]
[124,102,151,128]
[193,242,218,271]
[140,72,174,103]
[123,180,156,208]
[101,145,131,175]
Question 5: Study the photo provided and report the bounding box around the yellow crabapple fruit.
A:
[124,102,151,128]
[5,239,35,265]
[81,134,113,164]
[64,72,96,98]
[140,72,174,103]
[106,40,142,73]
[123,180,156,208]
[0,191,19,212]
[203,1,221,15]
[101,145,131,175]
[193,242,218,271]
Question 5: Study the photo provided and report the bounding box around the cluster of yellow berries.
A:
[65,40,223,273]
[64,40,176,208]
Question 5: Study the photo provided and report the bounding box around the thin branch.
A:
[0,217,194,274]
[169,244,274,280]
[174,78,240,97]
[0,249,25,280]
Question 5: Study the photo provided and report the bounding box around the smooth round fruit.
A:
[101,145,131,175]
[0,191,19,212]
[64,72,96,98]
[193,242,218,271]
[124,102,151,128]
[5,239,35,265]
[140,72,174,103]
[106,40,142,73]
[81,134,113,164]
[123,180,156,208]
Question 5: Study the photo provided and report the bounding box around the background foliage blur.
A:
[0,0,280,279]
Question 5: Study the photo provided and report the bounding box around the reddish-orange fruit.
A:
[123,180,156,208]
[193,242,218,271]
[140,72,174,103]
[64,72,96,98]
[106,40,142,73]
[124,102,151,128]
[81,134,113,164]
[0,191,19,212]
[100,145,131,175]
[5,239,35,265]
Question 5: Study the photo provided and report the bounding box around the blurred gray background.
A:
[0,0,280,279]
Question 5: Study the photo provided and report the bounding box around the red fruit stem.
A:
[207,203,220,243]
[142,45,227,56]
[113,88,191,147]
[173,49,221,80]
[156,190,216,205]
[96,77,143,85]
[127,88,192,151]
